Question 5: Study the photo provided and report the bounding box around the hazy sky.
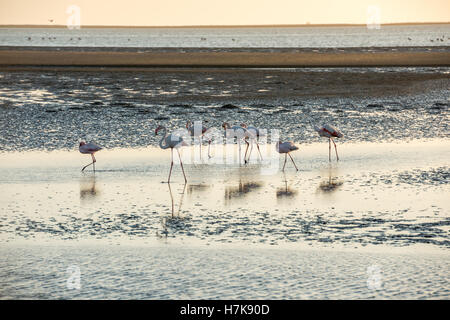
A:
[0,0,449,26]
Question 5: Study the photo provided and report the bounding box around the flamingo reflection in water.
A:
[276,173,298,199]
[157,183,187,239]
[317,166,344,193]
[79,175,99,201]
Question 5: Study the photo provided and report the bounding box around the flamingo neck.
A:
[158,127,170,149]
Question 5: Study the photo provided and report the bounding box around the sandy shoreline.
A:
[0,47,449,67]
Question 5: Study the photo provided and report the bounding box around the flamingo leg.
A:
[81,153,95,172]
[208,140,212,158]
[199,137,202,160]
[168,183,174,218]
[177,148,187,183]
[92,154,96,172]
[256,142,263,160]
[331,138,339,161]
[288,153,298,171]
[282,153,287,171]
[168,148,174,183]
[328,138,331,162]
[177,183,187,216]
[247,141,253,162]
[244,140,250,164]
[238,140,241,164]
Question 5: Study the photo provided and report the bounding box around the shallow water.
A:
[1,244,449,299]
[0,141,448,249]
[1,25,449,48]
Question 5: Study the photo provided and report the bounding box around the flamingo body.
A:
[186,120,211,158]
[276,141,299,171]
[242,124,264,162]
[314,124,343,161]
[79,141,102,172]
[156,125,188,183]
[222,122,249,163]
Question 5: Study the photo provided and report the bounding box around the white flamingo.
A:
[222,122,249,163]
[276,141,299,171]
[155,125,188,183]
[79,141,102,172]
[241,123,263,163]
[186,120,212,158]
[313,124,343,161]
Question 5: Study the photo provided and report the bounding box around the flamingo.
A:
[313,124,343,161]
[79,141,102,172]
[276,141,299,171]
[241,123,263,163]
[222,122,249,163]
[156,125,188,183]
[186,120,211,158]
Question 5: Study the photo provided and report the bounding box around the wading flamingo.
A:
[186,120,212,158]
[241,123,263,163]
[79,141,102,172]
[156,125,188,183]
[314,124,343,161]
[222,122,249,164]
[276,141,299,171]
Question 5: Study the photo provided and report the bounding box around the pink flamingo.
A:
[314,124,343,161]
[79,141,102,172]
[156,125,188,183]
[241,123,263,163]
[222,122,249,163]
[276,141,299,171]
[186,120,212,158]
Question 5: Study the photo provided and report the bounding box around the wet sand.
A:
[1,140,448,247]
[1,46,449,67]
[0,140,449,299]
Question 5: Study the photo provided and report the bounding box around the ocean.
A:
[0,24,449,48]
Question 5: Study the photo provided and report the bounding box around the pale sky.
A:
[0,0,449,26]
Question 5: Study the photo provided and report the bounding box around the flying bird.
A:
[79,141,102,172]
[156,125,188,183]
[314,124,343,161]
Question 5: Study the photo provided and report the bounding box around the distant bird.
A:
[186,120,210,158]
[314,124,343,161]
[79,141,102,172]
[222,122,249,163]
[276,141,299,171]
[240,123,263,163]
[156,125,188,183]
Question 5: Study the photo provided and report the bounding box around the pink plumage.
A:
[79,141,102,172]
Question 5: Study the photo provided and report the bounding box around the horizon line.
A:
[1,21,450,29]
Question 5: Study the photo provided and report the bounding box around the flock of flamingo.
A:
[79,121,343,183]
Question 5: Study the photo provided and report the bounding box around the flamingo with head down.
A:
[222,122,249,164]
[240,123,263,163]
[313,124,343,161]
[79,141,102,172]
[276,140,299,171]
